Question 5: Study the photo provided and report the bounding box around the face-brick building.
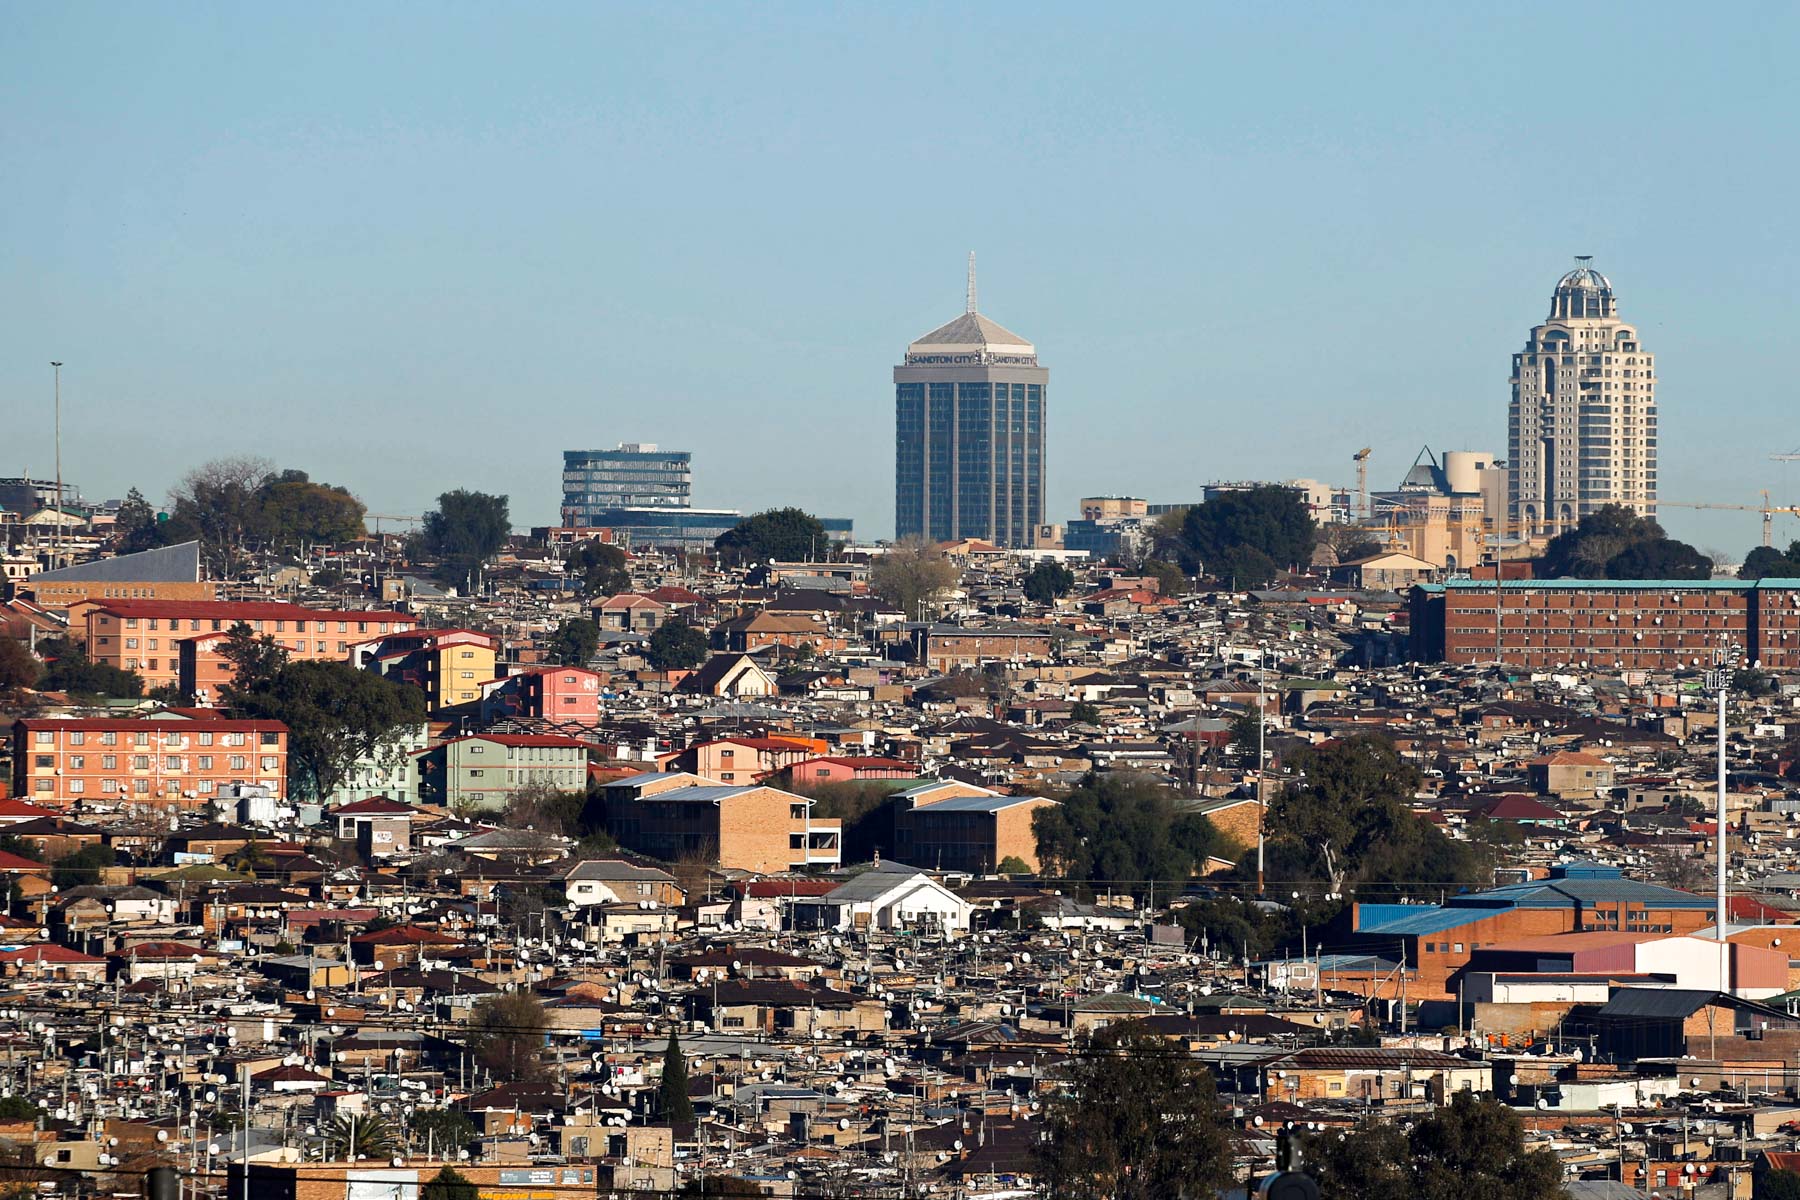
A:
[1410,578,1800,671]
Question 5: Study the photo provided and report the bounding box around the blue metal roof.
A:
[915,794,1042,814]
[1355,906,1485,936]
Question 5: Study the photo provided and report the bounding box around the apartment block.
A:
[68,598,416,698]
[478,666,604,725]
[414,733,590,812]
[596,772,840,872]
[1411,578,1800,671]
[12,715,289,811]
[890,781,1056,873]
[352,628,497,713]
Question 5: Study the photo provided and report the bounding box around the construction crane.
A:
[1658,491,1800,547]
[1353,447,1375,518]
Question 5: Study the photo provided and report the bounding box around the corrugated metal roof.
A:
[31,540,202,583]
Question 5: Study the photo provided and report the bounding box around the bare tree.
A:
[870,537,959,620]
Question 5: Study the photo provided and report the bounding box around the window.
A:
[33,780,51,793]
[132,756,150,770]
[260,757,277,771]
[125,638,139,650]
[34,755,53,769]
[68,731,84,746]
[69,756,84,770]
[469,745,484,754]
[261,732,280,746]
[101,732,116,746]
[791,804,807,819]
[1453,943,1465,953]
[164,757,182,770]
[34,731,52,746]
[229,756,247,771]
[66,780,84,794]
[102,780,118,793]
[133,779,149,794]
[198,756,212,770]
[199,732,213,746]
[721,749,735,758]
[470,769,485,777]
[102,755,116,770]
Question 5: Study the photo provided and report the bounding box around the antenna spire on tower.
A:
[966,251,977,314]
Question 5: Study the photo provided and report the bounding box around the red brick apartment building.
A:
[69,598,416,696]
[1410,578,1800,670]
[12,716,288,810]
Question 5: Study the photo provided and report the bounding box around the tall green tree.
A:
[1604,537,1711,580]
[1741,543,1800,580]
[1037,1021,1234,1200]
[550,618,600,667]
[225,656,426,801]
[468,990,548,1082]
[1022,560,1076,604]
[410,1111,477,1157]
[1140,558,1189,598]
[1179,486,1316,582]
[1538,504,1665,578]
[1303,1092,1567,1200]
[51,845,111,889]
[714,508,827,566]
[565,540,630,596]
[646,618,708,670]
[1257,734,1487,901]
[1761,1170,1800,1200]
[1031,773,1233,899]
[217,623,291,708]
[112,488,160,553]
[422,490,512,592]
[661,1028,695,1124]
[254,469,367,547]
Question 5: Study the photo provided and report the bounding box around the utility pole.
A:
[1707,637,1743,995]
[50,362,63,564]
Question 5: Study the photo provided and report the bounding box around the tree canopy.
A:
[714,508,826,566]
[1538,504,1708,580]
[1302,1092,1567,1200]
[566,539,630,596]
[646,618,708,670]
[113,488,160,553]
[1178,486,1316,587]
[1257,734,1488,901]
[1022,559,1076,604]
[661,1028,695,1124]
[422,489,511,592]
[1037,1021,1234,1200]
[1032,772,1236,900]
[1742,540,1800,580]
[420,1168,478,1200]
[468,990,548,1081]
[0,640,40,694]
[870,537,959,619]
[220,627,426,800]
[550,618,600,667]
[39,645,143,700]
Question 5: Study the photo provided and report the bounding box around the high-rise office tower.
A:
[561,443,692,526]
[894,259,1047,547]
[1508,258,1657,535]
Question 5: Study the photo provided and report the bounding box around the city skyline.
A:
[7,6,1800,553]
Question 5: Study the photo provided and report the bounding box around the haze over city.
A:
[7,4,1800,549]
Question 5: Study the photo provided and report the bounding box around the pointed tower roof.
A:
[907,311,1035,354]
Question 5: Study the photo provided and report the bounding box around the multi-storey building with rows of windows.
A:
[1508,258,1657,536]
[894,272,1047,549]
[12,715,288,811]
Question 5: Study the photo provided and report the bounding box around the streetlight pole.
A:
[1256,659,1267,894]
[1706,639,1744,992]
[49,362,63,563]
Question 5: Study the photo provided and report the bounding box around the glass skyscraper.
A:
[561,443,692,524]
[894,301,1047,548]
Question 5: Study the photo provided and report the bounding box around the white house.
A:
[793,864,971,934]
[562,860,683,908]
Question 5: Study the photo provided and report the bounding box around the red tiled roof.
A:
[0,945,103,964]
[331,798,417,816]
[15,717,286,733]
[0,850,50,872]
[112,942,206,960]
[351,925,459,945]
[440,734,590,749]
[85,599,409,622]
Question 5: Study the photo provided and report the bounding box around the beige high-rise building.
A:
[1508,259,1657,535]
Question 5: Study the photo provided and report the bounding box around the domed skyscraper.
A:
[893,255,1047,548]
[1508,257,1657,536]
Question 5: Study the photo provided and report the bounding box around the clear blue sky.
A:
[5,3,1798,552]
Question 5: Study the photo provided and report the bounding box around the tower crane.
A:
[1352,448,1372,520]
[1657,491,1800,547]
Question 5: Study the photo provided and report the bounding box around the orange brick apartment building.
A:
[12,715,288,810]
[1411,578,1800,671]
[596,772,841,872]
[70,598,416,697]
